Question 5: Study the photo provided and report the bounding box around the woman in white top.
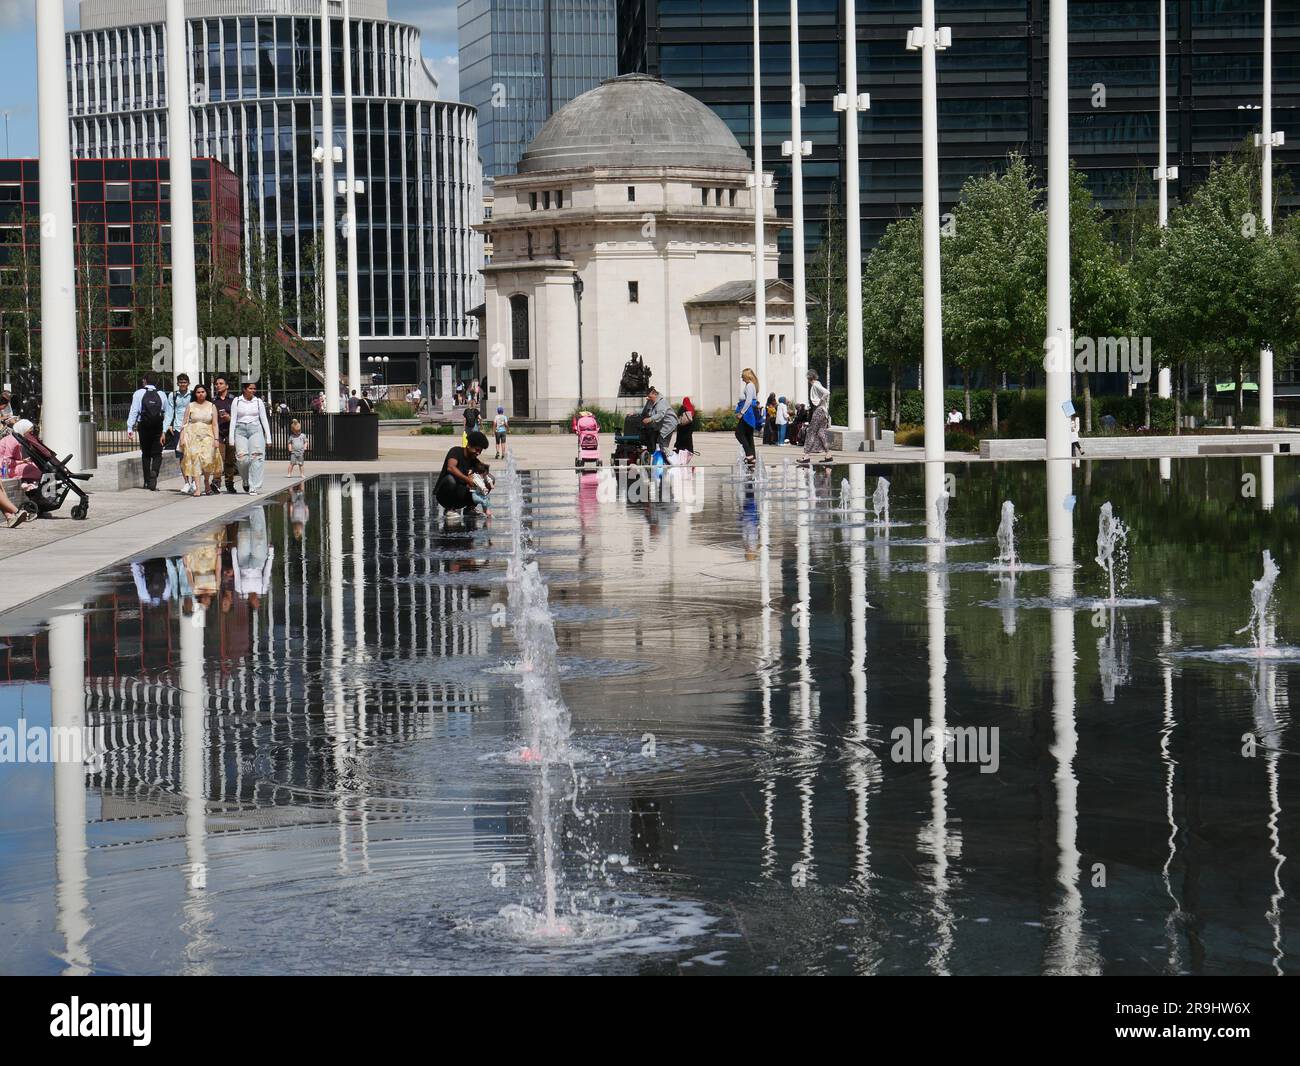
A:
[734,368,759,468]
[231,381,273,494]
[800,370,833,463]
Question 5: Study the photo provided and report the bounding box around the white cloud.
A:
[426,53,459,101]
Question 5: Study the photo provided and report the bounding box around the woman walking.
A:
[231,381,272,494]
[179,384,223,496]
[675,396,697,461]
[734,368,760,469]
[798,369,833,465]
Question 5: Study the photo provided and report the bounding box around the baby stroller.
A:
[611,412,649,466]
[12,430,92,520]
[574,412,602,469]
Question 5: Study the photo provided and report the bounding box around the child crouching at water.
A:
[287,419,308,478]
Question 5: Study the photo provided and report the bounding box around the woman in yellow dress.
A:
[179,383,222,495]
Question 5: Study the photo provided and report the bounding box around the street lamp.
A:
[834,0,869,439]
[572,272,585,408]
[316,0,341,414]
[1044,0,1072,460]
[1257,0,1284,428]
[751,0,766,392]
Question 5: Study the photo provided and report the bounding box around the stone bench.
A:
[85,449,181,491]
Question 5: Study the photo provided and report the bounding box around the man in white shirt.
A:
[126,373,167,490]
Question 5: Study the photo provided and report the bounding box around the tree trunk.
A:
[1175,384,1182,435]
[1083,372,1093,432]
[889,365,898,427]
[1202,380,1209,421]
[989,365,999,432]
[963,368,971,421]
[1236,362,1244,414]
[1143,381,1151,429]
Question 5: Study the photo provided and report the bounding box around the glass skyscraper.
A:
[66,0,483,386]
[459,0,618,180]
[619,0,1299,262]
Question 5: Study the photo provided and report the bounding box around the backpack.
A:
[139,389,165,428]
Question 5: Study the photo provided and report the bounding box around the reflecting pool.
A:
[1,457,1297,974]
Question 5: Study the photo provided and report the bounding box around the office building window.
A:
[627,185,635,202]
[628,281,639,303]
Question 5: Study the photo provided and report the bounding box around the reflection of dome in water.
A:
[517,73,751,173]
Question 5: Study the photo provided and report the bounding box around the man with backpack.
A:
[127,372,167,490]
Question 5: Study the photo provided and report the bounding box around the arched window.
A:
[510,294,530,360]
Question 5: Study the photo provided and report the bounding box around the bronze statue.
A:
[619,351,653,396]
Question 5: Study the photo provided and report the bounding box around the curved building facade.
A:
[67,0,483,386]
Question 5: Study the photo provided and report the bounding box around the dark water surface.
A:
[1,457,1297,974]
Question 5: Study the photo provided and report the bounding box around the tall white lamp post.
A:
[1257,0,1283,429]
[782,0,811,406]
[36,1,80,468]
[1044,0,1071,460]
[752,0,767,392]
[907,6,950,481]
[342,0,364,399]
[1155,1,1176,400]
[835,0,869,438]
[166,0,200,384]
[318,1,341,413]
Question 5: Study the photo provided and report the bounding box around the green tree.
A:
[1069,164,1137,431]
[944,154,1046,431]
[861,211,922,427]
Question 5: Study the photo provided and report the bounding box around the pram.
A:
[611,412,651,466]
[12,430,92,520]
[574,412,602,469]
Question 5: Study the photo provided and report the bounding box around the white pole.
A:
[1045,0,1071,460]
[752,0,767,393]
[917,5,946,475]
[843,0,864,436]
[320,1,341,413]
[166,0,201,385]
[342,0,362,400]
[1259,0,1274,429]
[1156,0,1171,400]
[36,1,80,468]
[788,0,809,406]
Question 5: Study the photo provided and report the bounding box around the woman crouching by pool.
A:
[435,429,495,518]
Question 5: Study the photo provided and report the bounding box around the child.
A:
[493,406,509,459]
[287,419,308,478]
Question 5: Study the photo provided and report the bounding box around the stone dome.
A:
[517,74,751,174]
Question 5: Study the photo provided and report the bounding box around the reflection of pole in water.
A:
[327,482,350,872]
[792,467,818,883]
[180,601,213,973]
[847,465,871,894]
[1044,458,1098,973]
[758,476,777,878]
[1261,454,1275,513]
[352,478,371,873]
[922,461,953,974]
[1159,606,1183,972]
[51,608,90,976]
[1252,615,1286,975]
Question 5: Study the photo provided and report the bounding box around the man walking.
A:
[164,373,194,493]
[126,372,167,490]
[212,376,239,494]
[641,387,678,457]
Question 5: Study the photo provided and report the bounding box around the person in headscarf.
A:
[675,396,697,460]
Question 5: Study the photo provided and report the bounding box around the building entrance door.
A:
[510,368,529,418]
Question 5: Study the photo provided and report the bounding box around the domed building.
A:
[476,74,793,420]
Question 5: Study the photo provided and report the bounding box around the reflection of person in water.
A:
[435,430,494,517]
[234,507,275,609]
[185,529,223,601]
[286,483,310,540]
[740,483,759,559]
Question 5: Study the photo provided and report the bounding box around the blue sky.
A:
[0,0,461,157]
